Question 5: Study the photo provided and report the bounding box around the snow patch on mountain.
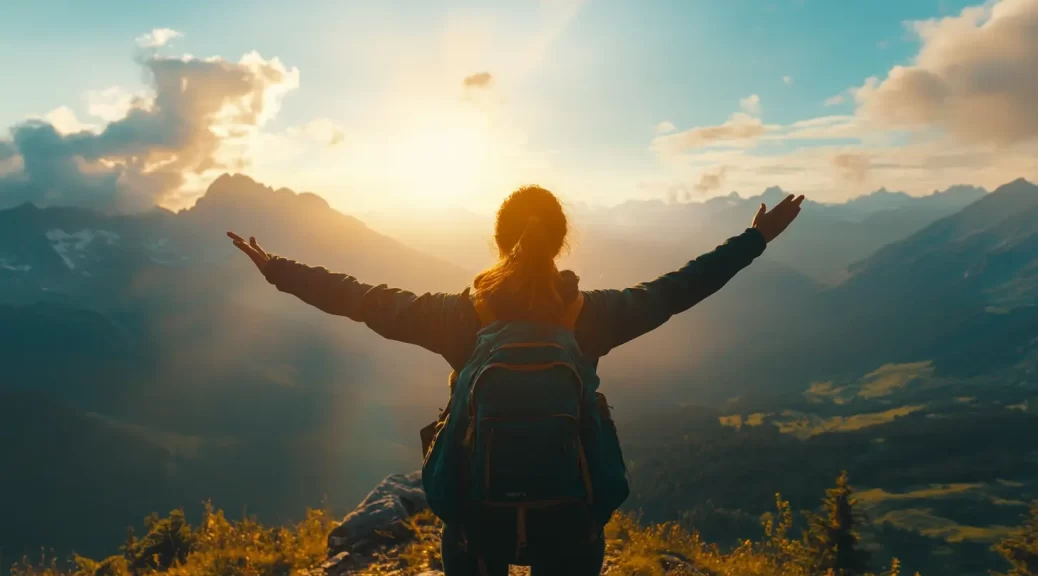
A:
[45,229,120,270]
[0,257,31,272]
[144,237,187,265]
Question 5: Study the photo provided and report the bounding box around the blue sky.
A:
[0,0,1034,215]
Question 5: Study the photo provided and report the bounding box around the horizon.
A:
[0,0,1035,218]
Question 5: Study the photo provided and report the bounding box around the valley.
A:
[1,174,1036,575]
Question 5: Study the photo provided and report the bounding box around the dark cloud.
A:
[832,152,871,182]
[0,50,298,213]
[462,72,494,89]
[694,165,729,194]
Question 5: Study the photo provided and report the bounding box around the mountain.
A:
[0,174,476,566]
[366,184,987,283]
[573,184,988,282]
[1,174,1032,572]
[822,178,1038,376]
[0,174,470,310]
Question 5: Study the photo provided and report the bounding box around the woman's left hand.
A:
[227,232,272,273]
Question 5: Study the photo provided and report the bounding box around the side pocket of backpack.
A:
[422,409,464,525]
[592,392,630,524]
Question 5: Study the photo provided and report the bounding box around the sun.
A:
[391,107,501,209]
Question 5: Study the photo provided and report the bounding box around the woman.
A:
[228,185,804,574]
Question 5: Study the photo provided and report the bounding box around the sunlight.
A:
[398,116,492,206]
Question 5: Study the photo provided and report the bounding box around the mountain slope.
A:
[366,184,987,283]
[822,178,1038,375]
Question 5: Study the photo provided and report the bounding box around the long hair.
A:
[472,185,569,323]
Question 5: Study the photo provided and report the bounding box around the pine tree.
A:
[993,501,1038,576]
[802,470,872,576]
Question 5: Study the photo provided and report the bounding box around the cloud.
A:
[462,72,493,89]
[656,121,677,134]
[135,28,183,49]
[740,94,762,115]
[0,141,14,162]
[654,136,1036,204]
[0,48,300,213]
[85,87,144,122]
[855,0,1038,146]
[694,165,729,194]
[824,94,845,107]
[288,118,346,147]
[783,76,794,86]
[653,113,770,154]
[832,152,871,182]
[778,115,865,141]
[40,107,99,135]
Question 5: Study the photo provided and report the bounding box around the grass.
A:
[857,362,933,400]
[11,502,332,576]
[8,498,916,576]
[872,508,1018,544]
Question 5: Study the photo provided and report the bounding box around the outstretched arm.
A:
[575,194,803,357]
[226,232,474,360]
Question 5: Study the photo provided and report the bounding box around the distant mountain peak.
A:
[186,173,334,220]
[999,177,1035,190]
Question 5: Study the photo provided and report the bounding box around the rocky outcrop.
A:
[318,471,713,575]
[327,470,428,555]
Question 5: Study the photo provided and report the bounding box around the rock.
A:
[327,470,429,554]
[319,552,353,576]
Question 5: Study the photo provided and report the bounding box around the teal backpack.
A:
[421,293,630,555]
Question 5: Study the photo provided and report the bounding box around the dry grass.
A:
[10,499,915,576]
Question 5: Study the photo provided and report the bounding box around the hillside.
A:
[2,175,1036,574]
[366,184,987,282]
[12,468,1038,576]
[0,174,474,567]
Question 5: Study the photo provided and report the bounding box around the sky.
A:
[0,0,1035,216]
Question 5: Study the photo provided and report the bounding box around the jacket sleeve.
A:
[575,228,767,358]
[261,256,477,362]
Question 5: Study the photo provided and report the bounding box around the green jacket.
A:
[261,228,767,370]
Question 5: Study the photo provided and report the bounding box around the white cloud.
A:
[783,76,794,86]
[777,115,866,141]
[655,121,677,134]
[739,94,762,116]
[39,106,98,135]
[85,87,142,122]
[855,0,1038,147]
[135,28,183,49]
[650,0,1038,204]
[824,94,845,107]
[0,50,300,213]
[658,138,1036,203]
[287,118,346,147]
[653,113,772,154]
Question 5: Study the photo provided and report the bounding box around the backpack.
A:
[421,293,630,556]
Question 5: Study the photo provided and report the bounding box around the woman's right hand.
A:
[227,231,271,273]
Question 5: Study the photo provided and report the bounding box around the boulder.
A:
[327,470,429,554]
